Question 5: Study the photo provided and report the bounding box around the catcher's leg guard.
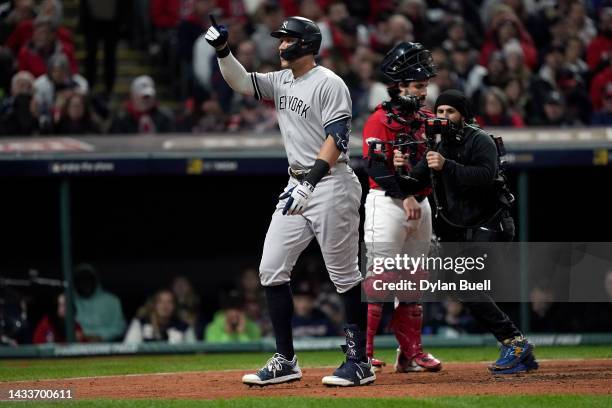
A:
[391,303,442,372]
[367,303,386,371]
[366,303,383,358]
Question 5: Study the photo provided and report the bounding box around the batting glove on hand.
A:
[279,182,314,215]
[205,15,229,49]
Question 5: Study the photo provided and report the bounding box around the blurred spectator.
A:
[80,0,126,96]
[564,0,596,45]
[591,82,612,125]
[465,51,508,106]
[33,53,88,124]
[73,263,126,342]
[387,13,414,47]
[318,1,348,54]
[0,0,35,43]
[370,13,414,54]
[236,267,270,336]
[32,293,84,344]
[193,31,216,101]
[448,41,476,93]
[563,35,589,81]
[291,281,337,337]
[110,76,175,134]
[476,86,525,127]
[528,285,569,332]
[0,285,31,345]
[441,17,480,53]
[124,289,195,344]
[606,269,612,302]
[332,17,363,63]
[297,0,323,24]
[177,0,218,99]
[590,64,612,112]
[149,0,181,57]
[559,69,592,125]
[428,298,481,337]
[0,70,39,136]
[170,275,200,330]
[0,46,14,100]
[17,16,77,78]
[525,44,564,120]
[313,280,344,334]
[227,97,277,133]
[586,7,612,72]
[175,96,227,133]
[479,6,537,70]
[251,1,284,64]
[205,290,261,342]
[349,57,388,121]
[428,62,461,103]
[398,0,429,44]
[6,0,74,58]
[54,93,100,135]
[503,75,528,119]
[529,90,577,127]
[502,39,530,83]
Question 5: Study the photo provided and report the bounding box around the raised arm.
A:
[203,15,255,96]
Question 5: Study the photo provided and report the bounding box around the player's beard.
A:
[280,57,289,68]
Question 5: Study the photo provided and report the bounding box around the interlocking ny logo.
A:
[282,20,288,28]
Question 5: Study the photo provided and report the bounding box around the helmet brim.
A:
[271,29,301,39]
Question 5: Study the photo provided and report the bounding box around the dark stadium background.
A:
[2,164,611,325]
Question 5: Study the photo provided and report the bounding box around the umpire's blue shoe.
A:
[322,325,376,387]
[242,353,302,386]
[490,337,535,371]
[490,353,539,375]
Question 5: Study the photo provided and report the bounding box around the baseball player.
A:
[204,16,374,387]
[362,42,442,373]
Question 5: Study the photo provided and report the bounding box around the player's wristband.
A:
[304,159,330,187]
[216,44,230,58]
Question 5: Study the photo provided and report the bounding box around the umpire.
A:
[405,89,539,374]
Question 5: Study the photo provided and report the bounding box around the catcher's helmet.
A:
[271,16,322,61]
[381,42,436,83]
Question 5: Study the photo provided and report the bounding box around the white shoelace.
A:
[264,354,285,375]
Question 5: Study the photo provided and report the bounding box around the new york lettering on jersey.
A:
[278,95,311,118]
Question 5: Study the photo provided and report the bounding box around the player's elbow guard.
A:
[325,117,351,153]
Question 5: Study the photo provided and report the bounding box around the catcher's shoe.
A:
[490,353,539,375]
[322,324,376,387]
[242,353,302,386]
[490,337,534,371]
[394,348,442,372]
[371,357,386,373]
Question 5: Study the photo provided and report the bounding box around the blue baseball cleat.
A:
[242,353,302,386]
[322,325,376,387]
[490,337,535,371]
[490,353,539,374]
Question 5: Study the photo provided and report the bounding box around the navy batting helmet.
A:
[271,16,322,61]
[381,42,437,83]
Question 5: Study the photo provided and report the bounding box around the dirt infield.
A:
[2,359,611,399]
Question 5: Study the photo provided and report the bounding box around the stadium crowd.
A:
[1,0,612,346]
[0,0,611,137]
[2,262,612,346]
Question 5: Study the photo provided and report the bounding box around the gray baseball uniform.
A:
[253,66,362,293]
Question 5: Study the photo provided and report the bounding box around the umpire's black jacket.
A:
[407,123,502,229]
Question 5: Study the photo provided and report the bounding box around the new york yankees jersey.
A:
[251,65,351,170]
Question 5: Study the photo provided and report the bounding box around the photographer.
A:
[403,89,538,374]
[362,42,441,373]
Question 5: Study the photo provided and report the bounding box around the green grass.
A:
[3,396,612,408]
[1,345,611,382]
